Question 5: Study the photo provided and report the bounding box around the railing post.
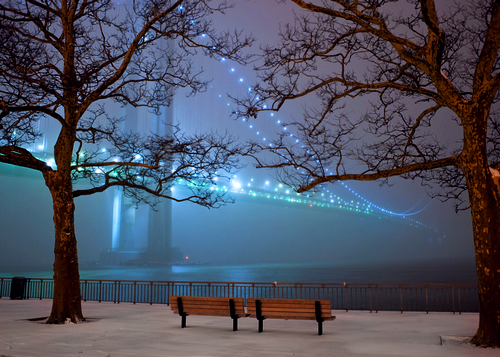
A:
[399,284,403,314]
[369,284,373,313]
[133,281,137,304]
[344,283,349,312]
[451,284,455,314]
[117,281,121,304]
[150,282,154,305]
[39,279,43,300]
[425,285,429,314]
[457,284,462,314]
[25,278,31,299]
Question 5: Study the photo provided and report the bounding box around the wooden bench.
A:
[246,298,335,335]
[170,296,249,331]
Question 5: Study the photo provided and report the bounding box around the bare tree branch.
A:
[0,0,252,324]
[236,0,500,346]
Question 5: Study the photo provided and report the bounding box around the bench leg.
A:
[181,314,187,328]
[256,299,264,333]
[315,301,324,335]
[318,320,323,336]
[233,317,238,332]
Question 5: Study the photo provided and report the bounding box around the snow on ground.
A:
[1,299,497,357]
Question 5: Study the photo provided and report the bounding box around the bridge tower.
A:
[101,61,174,265]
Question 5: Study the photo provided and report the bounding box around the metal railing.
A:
[0,277,479,313]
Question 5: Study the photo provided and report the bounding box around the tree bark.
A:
[44,169,84,324]
[461,110,500,347]
[467,174,500,347]
[43,124,84,324]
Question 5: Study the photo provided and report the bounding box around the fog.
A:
[0,163,474,271]
[0,0,476,273]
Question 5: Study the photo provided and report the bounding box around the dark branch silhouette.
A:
[235,0,500,347]
[0,0,252,324]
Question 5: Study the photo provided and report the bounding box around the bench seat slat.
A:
[250,307,318,313]
[173,310,247,317]
[249,301,318,307]
[177,301,238,305]
[247,311,334,318]
[173,296,238,302]
[246,302,331,310]
[247,298,327,304]
[170,302,245,307]
[247,314,336,321]
[174,309,247,315]
[172,303,245,310]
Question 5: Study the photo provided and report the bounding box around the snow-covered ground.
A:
[1,299,497,357]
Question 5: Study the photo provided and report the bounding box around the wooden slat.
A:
[246,298,334,321]
[170,296,246,316]
[255,304,316,310]
[247,313,335,320]
[256,315,317,320]
[183,311,234,317]
[249,298,319,305]
[173,296,236,301]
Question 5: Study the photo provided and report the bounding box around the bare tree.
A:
[0,0,252,324]
[235,0,500,347]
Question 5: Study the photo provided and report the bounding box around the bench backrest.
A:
[246,298,333,321]
[170,296,246,317]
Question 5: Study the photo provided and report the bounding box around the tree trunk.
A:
[468,176,500,347]
[461,114,500,347]
[44,170,84,324]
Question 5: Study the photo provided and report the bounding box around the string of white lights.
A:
[204,54,433,225]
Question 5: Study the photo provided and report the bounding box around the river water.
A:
[0,258,477,283]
